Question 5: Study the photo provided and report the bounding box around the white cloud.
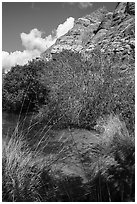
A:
[56,17,74,38]
[21,28,56,52]
[2,50,41,73]
[2,17,75,73]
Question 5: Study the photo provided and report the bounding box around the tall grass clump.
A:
[2,114,135,201]
[2,130,60,202]
[2,124,92,202]
[85,114,135,201]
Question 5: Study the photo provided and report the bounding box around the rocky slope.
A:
[41,2,135,64]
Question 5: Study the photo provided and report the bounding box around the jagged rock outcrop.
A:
[41,2,135,64]
[41,7,109,59]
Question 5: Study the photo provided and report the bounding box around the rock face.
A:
[41,2,135,64]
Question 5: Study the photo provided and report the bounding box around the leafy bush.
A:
[2,59,49,113]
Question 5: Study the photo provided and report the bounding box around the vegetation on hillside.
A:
[3,49,134,131]
[2,47,135,201]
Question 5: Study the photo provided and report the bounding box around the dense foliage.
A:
[3,49,134,133]
[39,50,134,133]
[2,59,49,113]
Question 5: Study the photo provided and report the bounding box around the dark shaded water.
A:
[2,112,33,140]
[2,111,66,154]
[3,112,18,138]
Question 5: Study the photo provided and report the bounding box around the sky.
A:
[2,2,117,72]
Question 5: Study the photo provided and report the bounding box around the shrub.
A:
[40,50,105,129]
[39,49,134,133]
[2,59,49,113]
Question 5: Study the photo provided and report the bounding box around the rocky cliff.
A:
[41,2,135,64]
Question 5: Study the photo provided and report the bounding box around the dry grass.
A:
[86,114,135,201]
[2,114,135,201]
[2,130,58,202]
